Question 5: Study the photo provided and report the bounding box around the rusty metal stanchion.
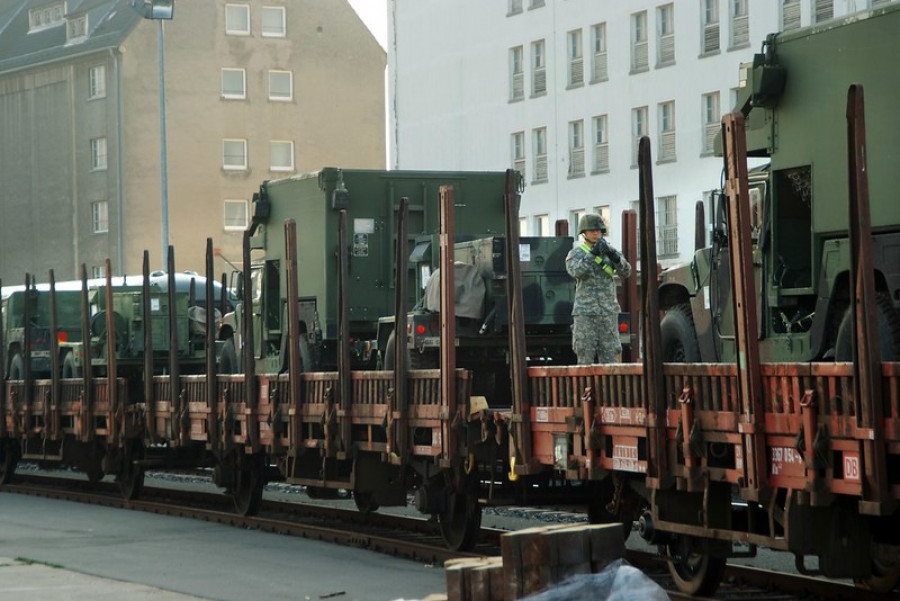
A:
[722,112,768,501]
[284,220,303,457]
[637,136,668,489]
[620,209,639,362]
[241,230,259,453]
[79,265,94,442]
[205,239,218,451]
[48,270,60,443]
[439,184,458,468]
[846,83,891,515]
[142,252,156,441]
[104,259,118,445]
[336,209,352,460]
[391,198,410,464]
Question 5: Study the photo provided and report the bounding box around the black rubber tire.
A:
[62,351,81,379]
[834,293,900,361]
[279,332,313,373]
[219,339,238,374]
[8,353,24,380]
[855,544,900,593]
[232,454,264,516]
[660,303,701,363]
[382,330,397,371]
[353,490,380,514]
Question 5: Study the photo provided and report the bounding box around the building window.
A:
[731,0,749,48]
[532,127,548,183]
[91,201,108,234]
[590,23,608,83]
[269,70,293,101]
[657,4,675,67]
[519,217,528,236]
[88,65,106,100]
[224,200,249,231]
[631,107,648,166]
[535,214,550,236]
[570,209,587,238]
[530,0,545,8]
[702,0,720,55]
[531,40,546,97]
[67,15,88,43]
[92,265,106,279]
[814,0,834,22]
[28,2,65,32]
[595,205,612,237]
[261,6,286,37]
[702,92,720,155]
[511,131,526,179]
[221,68,246,99]
[592,114,609,173]
[567,29,584,88]
[631,11,649,73]
[508,0,523,15]
[657,195,678,257]
[90,137,107,171]
[225,4,251,35]
[568,120,585,178]
[658,101,676,162]
[510,46,524,101]
[223,139,248,170]
[782,0,802,30]
[270,140,294,171]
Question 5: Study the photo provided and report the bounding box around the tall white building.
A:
[389,0,890,266]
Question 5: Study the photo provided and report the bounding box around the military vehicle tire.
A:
[661,303,700,363]
[834,293,900,361]
[219,339,238,374]
[62,351,81,378]
[8,353,24,380]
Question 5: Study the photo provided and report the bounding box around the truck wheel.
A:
[8,353,23,380]
[834,293,900,361]
[410,348,439,369]
[219,339,238,374]
[279,332,313,373]
[62,351,81,379]
[661,304,700,363]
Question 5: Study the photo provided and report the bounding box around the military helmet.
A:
[577,213,607,235]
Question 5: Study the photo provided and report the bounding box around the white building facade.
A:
[389,0,891,266]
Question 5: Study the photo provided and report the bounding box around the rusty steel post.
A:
[439,185,458,468]
[142,252,156,442]
[620,210,639,363]
[104,260,118,445]
[554,218,569,237]
[284,220,303,457]
[503,170,533,475]
[241,230,259,453]
[391,198,410,463]
[22,274,33,398]
[166,249,185,445]
[722,112,768,500]
[48,270,60,442]
[205,239,218,451]
[337,209,352,459]
[846,83,890,514]
[638,136,668,488]
[79,265,94,442]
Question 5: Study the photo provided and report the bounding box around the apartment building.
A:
[0,0,385,281]
[389,0,892,266]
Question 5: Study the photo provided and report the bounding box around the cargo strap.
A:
[580,243,615,277]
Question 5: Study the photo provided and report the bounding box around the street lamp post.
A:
[138,0,175,268]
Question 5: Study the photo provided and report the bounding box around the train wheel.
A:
[232,454,264,516]
[353,490,380,514]
[0,441,19,485]
[439,491,482,551]
[667,535,726,597]
[118,442,145,501]
[587,477,633,541]
[855,544,900,593]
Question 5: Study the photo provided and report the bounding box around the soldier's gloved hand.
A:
[606,247,621,265]
[591,238,610,257]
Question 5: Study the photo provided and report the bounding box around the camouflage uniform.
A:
[565,240,632,364]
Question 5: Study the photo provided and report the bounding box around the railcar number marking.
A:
[770,446,803,475]
[612,444,643,472]
[535,407,549,423]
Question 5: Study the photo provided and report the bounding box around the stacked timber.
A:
[442,523,625,601]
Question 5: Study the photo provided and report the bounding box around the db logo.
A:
[843,454,861,482]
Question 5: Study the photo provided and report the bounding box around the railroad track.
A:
[2,472,899,601]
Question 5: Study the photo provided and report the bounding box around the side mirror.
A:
[229,271,244,302]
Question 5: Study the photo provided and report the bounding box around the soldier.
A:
[565,214,632,364]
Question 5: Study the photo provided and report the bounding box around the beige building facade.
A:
[0,0,386,283]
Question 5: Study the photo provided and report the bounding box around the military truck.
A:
[222,168,575,401]
[658,5,900,364]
